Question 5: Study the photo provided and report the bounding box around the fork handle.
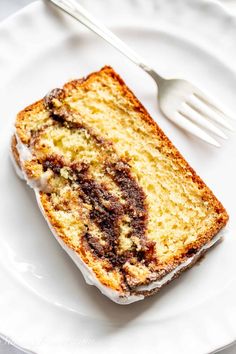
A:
[48,0,164,85]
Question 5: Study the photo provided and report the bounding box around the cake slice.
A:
[11,66,228,304]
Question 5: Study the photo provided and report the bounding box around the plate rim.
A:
[0,1,236,353]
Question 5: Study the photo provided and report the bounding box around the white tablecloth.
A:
[0,1,235,353]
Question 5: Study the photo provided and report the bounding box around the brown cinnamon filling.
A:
[75,163,124,266]
[106,161,155,265]
[42,89,155,270]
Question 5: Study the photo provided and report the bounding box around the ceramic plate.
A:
[0,1,236,353]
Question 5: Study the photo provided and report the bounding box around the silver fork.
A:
[48,0,233,147]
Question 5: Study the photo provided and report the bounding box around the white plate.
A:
[0,1,236,353]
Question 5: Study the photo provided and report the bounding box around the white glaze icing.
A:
[15,135,52,192]
[15,135,32,161]
[9,144,24,180]
[11,133,225,304]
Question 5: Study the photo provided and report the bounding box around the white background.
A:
[0,0,235,353]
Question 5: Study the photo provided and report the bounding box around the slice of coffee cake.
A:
[11,66,228,304]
